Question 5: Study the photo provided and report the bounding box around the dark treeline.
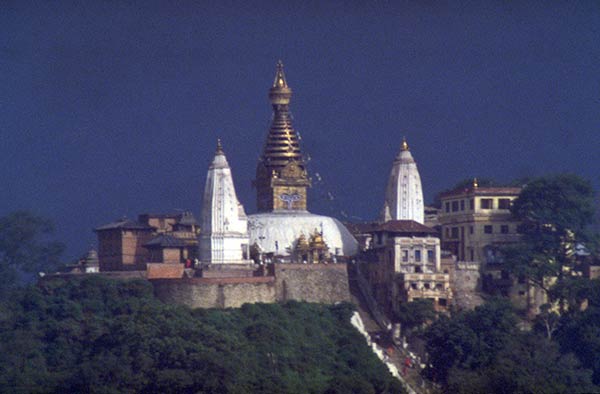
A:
[0,277,403,394]
[423,295,600,394]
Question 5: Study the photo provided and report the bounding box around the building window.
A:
[484,225,493,234]
[424,283,430,289]
[402,250,408,262]
[469,199,474,210]
[501,225,509,234]
[451,201,459,212]
[415,265,422,273]
[411,283,418,290]
[470,249,474,261]
[415,250,421,262]
[427,249,434,262]
[439,298,447,307]
[498,198,511,209]
[445,202,450,213]
[460,200,465,211]
[451,227,459,238]
[469,226,474,234]
[480,199,493,209]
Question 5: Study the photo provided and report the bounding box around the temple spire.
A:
[273,60,288,88]
[215,138,224,155]
[269,60,292,106]
[255,61,311,212]
[401,137,409,151]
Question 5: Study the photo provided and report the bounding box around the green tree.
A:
[424,299,598,393]
[0,211,64,293]
[503,174,597,310]
[394,298,436,334]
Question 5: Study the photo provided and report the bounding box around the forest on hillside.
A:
[0,276,403,394]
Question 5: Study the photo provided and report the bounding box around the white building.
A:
[199,140,250,264]
[382,139,424,224]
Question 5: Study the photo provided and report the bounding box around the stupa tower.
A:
[254,61,311,212]
[382,138,424,224]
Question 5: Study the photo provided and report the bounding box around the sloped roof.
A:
[94,218,154,231]
[373,220,438,235]
[177,211,198,226]
[439,186,521,199]
[343,222,380,236]
[144,233,190,248]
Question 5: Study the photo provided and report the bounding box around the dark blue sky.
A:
[2,1,599,261]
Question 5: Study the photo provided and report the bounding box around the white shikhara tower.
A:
[382,138,424,224]
[200,140,250,264]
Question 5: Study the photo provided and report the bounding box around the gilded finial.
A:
[216,138,224,155]
[401,137,409,151]
[269,60,292,105]
[473,178,478,188]
[273,60,287,88]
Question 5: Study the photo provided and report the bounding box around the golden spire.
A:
[269,60,292,106]
[260,61,303,167]
[215,138,224,155]
[401,137,409,151]
[273,60,288,88]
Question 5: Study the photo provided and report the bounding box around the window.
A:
[424,283,430,289]
[415,250,421,262]
[469,199,474,210]
[460,200,465,211]
[402,250,408,262]
[415,265,422,273]
[411,283,418,290]
[452,201,459,212]
[439,298,447,307]
[470,249,474,261]
[469,226,474,234]
[451,227,459,238]
[445,228,450,238]
[445,202,450,213]
[427,250,434,262]
[501,225,509,234]
[484,225,493,234]
[498,198,511,209]
[480,199,493,209]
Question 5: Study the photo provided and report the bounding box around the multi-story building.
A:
[362,220,452,313]
[438,181,521,265]
[95,212,199,271]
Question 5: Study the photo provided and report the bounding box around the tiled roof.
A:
[344,220,437,235]
[94,218,155,231]
[144,233,191,248]
[343,222,380,235]
[373,220,438,235]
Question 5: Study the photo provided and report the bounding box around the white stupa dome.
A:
[248,211,358,256]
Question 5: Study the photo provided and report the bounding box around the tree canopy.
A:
[423,299,599,393]
[0,277,403,394]
[503,174,597,308]
[0,211,64,294]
